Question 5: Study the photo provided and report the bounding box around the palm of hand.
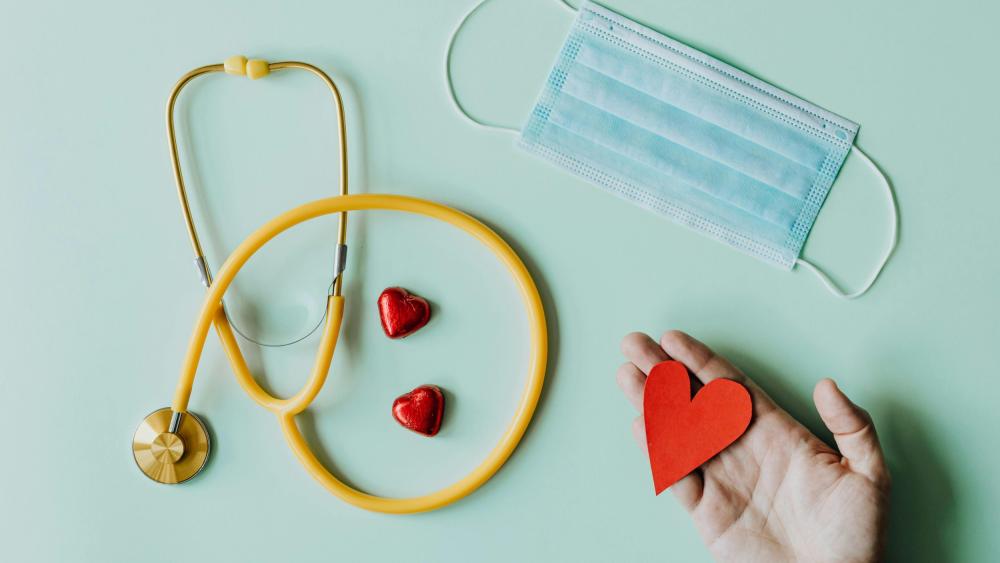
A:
[617,331,890,563]
[695,402,887,563]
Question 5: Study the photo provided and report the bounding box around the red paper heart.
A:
[392,385,445,437]
[377,287,431,339]
[643,361,752,495]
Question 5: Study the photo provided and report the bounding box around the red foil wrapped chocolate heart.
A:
[377,287,431,339]
[392,385,445,437]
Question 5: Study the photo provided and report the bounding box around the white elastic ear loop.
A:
[445,0,577,133]
[796,145,898,299]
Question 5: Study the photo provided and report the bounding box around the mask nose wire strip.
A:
[795,145,899,299]
[445,0,577,133]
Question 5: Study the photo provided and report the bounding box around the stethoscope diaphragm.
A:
[132,407,210,484]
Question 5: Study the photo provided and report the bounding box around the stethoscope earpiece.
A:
[223,55,247,76]
[223,54,270,79]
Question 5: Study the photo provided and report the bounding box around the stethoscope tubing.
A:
[173,193,548,513]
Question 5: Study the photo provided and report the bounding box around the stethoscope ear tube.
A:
[167,57,351,343]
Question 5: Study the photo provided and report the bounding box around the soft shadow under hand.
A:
[876,398,957,563]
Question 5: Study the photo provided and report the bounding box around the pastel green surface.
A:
[0,0,996,561]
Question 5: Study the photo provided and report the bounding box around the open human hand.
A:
[617,331,890,563]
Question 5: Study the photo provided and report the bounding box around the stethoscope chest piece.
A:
[132,407,210,484]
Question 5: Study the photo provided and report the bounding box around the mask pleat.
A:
[536,121,793,253]
[561,63,817,202]
[574,35,832,173]
[549,93,801,230]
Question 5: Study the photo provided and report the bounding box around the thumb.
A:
[813,378,889,485]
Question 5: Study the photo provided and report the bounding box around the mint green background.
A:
[1,0,997,561]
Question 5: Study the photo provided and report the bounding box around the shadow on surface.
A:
[294,409,364,492]
[877,399,957,563]
[479,218,560,450]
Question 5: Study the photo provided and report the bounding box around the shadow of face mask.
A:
[446,0,898,299]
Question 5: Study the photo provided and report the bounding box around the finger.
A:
[631,415,647,452]
[631,416,704,511]
[621,332,670,374]
[671,471,704,512]
[658,330,746,384]
[658,330,783,418]
[813,379,889,486]
[616,362,646,413]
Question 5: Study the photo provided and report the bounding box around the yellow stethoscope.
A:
[131,56,547,514]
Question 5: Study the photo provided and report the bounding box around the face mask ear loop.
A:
[445,0,577,133]
[796,144,899,299]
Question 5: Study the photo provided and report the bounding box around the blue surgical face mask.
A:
[446,0,897,298]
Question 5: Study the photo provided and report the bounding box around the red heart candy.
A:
[377,287,431,339]
[392,385,445,437]
[643,361,752,494]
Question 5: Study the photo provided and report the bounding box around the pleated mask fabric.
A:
[518,0,859,269]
